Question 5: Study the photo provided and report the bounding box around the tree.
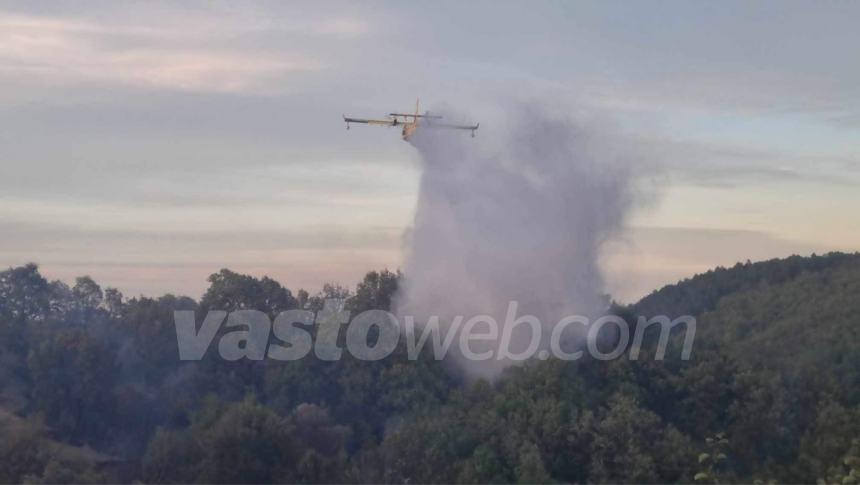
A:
[305,283,351,312]
[0,414,49,482]
[348,269,400,313]
[0,263,53,322]
[577,393,695,483]
[200,269,296,315]
[102,287,124,318]
[514,441,552,483]
[72,276,103,310]
[695,433,730,484]
[195,397,299,483]
[141,428,203,483]
[820,438,860,485]
[27,330,117,444]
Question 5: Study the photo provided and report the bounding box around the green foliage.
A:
[0,413,49,483]
[634,252,860,318]
[695,433,730,484]
[0,412,113,483]
[577,393,695,483]
[201,269,297,315]
[0,253,858,483]
[829,438,860,484]
[0,263,53,322]
[142,398,354,484]
[693,260,860,404]
[347,269,399,313]
[27,330,117,444]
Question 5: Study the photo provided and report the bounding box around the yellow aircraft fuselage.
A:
[402,120,419,140]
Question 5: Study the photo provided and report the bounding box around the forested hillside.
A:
[634,252,860,317]
[1,254,858,483]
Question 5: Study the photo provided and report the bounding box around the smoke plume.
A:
[394,104,641,379]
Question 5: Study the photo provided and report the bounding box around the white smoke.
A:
[394,103,643,379]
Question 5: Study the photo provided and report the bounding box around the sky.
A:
[1,1,858,303]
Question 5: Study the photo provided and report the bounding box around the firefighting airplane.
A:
[343,99,479,140]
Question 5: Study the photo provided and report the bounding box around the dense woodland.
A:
[1,253,859,483]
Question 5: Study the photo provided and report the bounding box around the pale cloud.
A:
[1,1,858,300]
[628,136,860,189]
[0,219,402,298]
[311,17,370,36]
[0,9,364,93]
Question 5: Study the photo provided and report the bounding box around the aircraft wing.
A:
[344,116,395,126]
[432,122,480,131]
